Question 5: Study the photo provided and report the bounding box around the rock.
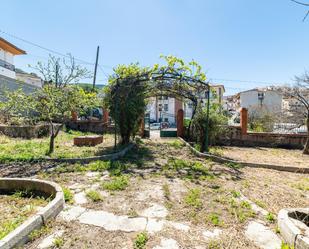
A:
[78,210,147,232]
[139,203,168,218]
[86,172,100,178]
[146,219,165,234]
[136,185,164,201]
[166,221,190,232]
[239,194,268,216]
[245,220,281,249]
[202,229,222,241]
[37,230,64,249]
[68,183,86,190]
[74,191,88,205]
[153,238,180,249]
[59,206,86,221]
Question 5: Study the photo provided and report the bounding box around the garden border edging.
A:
[178,137,309,174]
[278,208,309,249]
[0,178,65,249]
[44,143,135,163]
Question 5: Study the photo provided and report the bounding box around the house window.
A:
[164,118,168,122]
[258,92,264,100]
[164,104,168,111]
[164,96,168,100]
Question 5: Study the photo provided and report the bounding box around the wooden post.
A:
[177,109,184,137]
[103,109,109,124]
[240,108,248,135]
[139,116,145,137]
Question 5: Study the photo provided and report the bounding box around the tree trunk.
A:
[48,122,64,155]
[48,122,55,155]
[303,117,309,155]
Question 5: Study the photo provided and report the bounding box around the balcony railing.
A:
[0,59,15,72]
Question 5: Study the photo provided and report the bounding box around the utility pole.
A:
[93,46,100,90]
[205,86,210,152]
[55,61,59,87]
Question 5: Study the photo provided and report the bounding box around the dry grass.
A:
[12,138,309,248]
[211,146,309,168]
[0,192,48,239]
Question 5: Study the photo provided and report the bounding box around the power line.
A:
[209,77,290,86]
[0,29,94,65]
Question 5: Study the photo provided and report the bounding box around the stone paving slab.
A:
[38,230,64,249]
[78,210,147,232]
[139,203,168,218]
[59,206,86,221]
[245,220,281,249]
[153,238,180,249]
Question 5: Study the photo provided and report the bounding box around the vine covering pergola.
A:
[104,55,210,144]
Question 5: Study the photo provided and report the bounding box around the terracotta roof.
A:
[0,37,26,55]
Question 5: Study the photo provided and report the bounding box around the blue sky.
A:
[0,0,309,95]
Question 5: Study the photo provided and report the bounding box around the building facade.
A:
[238,88,282,114]
[146,84,225,123]
[0,37,26,79]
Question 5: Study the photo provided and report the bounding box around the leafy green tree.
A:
[34,85,99,154]
[104,63,149,144]
[192,104,228,152]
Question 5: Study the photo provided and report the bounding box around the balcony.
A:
[0,58,15,72]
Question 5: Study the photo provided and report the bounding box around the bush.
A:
[191,103,228,152]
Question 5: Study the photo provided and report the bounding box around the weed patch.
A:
[86,190,103,202]
[102,175,129,191]
[134,232,148,249]
[184,188,202,209]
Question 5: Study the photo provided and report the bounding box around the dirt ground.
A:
[210,146,309,168]
[1,138,308,248]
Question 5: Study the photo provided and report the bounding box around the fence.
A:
[218,108,307,149]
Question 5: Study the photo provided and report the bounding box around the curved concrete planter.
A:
[0,178,64,249]
[45,143,135,163]
[179,137,309,174]
[278,208,309,249]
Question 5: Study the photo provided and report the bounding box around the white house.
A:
[147,96,182,125]
[238,88,282,113]
[146,84,225,123]
[0,37,26,79]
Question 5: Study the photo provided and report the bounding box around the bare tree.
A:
[30,54,91,88]
[291,0,309,21]
[283,72,309,154]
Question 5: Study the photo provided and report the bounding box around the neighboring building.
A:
[147,96,182,125]
[16,70,43,88]
[223,95,239,112]
[237,88,282,114]
[0,37,26,79]
[184,84,225,119]
[146,84,226,123]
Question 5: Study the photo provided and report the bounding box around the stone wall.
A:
[66,120,114,134]
[0,123,53,139]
